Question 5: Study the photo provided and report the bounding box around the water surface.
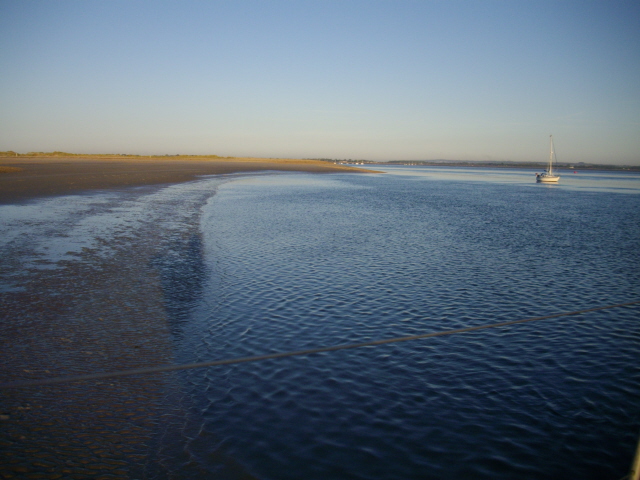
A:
[2,166,639,479]
[173,166,640,480]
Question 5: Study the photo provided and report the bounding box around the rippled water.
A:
[173,167,640,480]
[2,167,639,479]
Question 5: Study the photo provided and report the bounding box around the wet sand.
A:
[0,155,375,203]
[0,157,375,478]
[1,242,185,478]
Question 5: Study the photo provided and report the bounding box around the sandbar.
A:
[0,155,377,203]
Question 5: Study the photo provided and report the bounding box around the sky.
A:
[1,1,639,164]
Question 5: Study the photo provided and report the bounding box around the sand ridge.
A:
[0,155,379,203]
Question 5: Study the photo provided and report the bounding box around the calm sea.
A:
[2,166,639,479]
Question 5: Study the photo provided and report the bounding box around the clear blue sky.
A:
[1,0,639,164]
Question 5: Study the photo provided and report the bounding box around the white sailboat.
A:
[536,135,560,183]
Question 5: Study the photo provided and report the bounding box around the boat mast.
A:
[549,135,555,175]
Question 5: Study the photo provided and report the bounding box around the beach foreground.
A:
[0,155,375,203]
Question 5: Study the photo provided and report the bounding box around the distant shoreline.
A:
[2,151,637,171]
[0,155,379,203]
[363,161,640,172]
[1,154,636,204]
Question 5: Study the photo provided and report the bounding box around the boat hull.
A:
[536,175,560,183]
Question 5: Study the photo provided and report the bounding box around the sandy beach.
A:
[0,157,374,478]
[0,155,374,203]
